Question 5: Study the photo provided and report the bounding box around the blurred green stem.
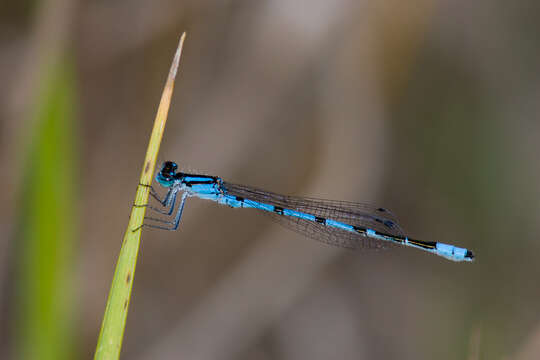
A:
[16,55,77,360]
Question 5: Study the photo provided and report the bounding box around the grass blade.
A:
[94,32,186,360]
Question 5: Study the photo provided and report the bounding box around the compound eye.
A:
[161,161,178,176]
[157,161,178,187]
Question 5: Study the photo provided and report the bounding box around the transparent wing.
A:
[222,182,406,250]
[265,213,395,249]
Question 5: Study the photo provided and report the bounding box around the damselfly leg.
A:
[142,192,188,231]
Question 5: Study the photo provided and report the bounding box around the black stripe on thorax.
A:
[315,216,326,224]
[181,173,219,187]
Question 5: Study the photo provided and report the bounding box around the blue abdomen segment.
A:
[326,219,355,232]
[434,243,472,262]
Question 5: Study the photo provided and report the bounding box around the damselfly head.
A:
[156,161,178,187]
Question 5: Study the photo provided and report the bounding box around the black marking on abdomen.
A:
[389,235,406,244]
[235,196,244,202]
[353,226,366,235]
[274,206,284,215]
[315,216,326,224]
[354,225,406,245]
[408,239,436,249]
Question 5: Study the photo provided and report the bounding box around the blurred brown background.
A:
[1,0,540,359]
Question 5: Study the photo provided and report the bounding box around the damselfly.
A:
[136,161,474,262]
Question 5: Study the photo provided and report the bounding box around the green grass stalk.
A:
[94,33,186,360]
